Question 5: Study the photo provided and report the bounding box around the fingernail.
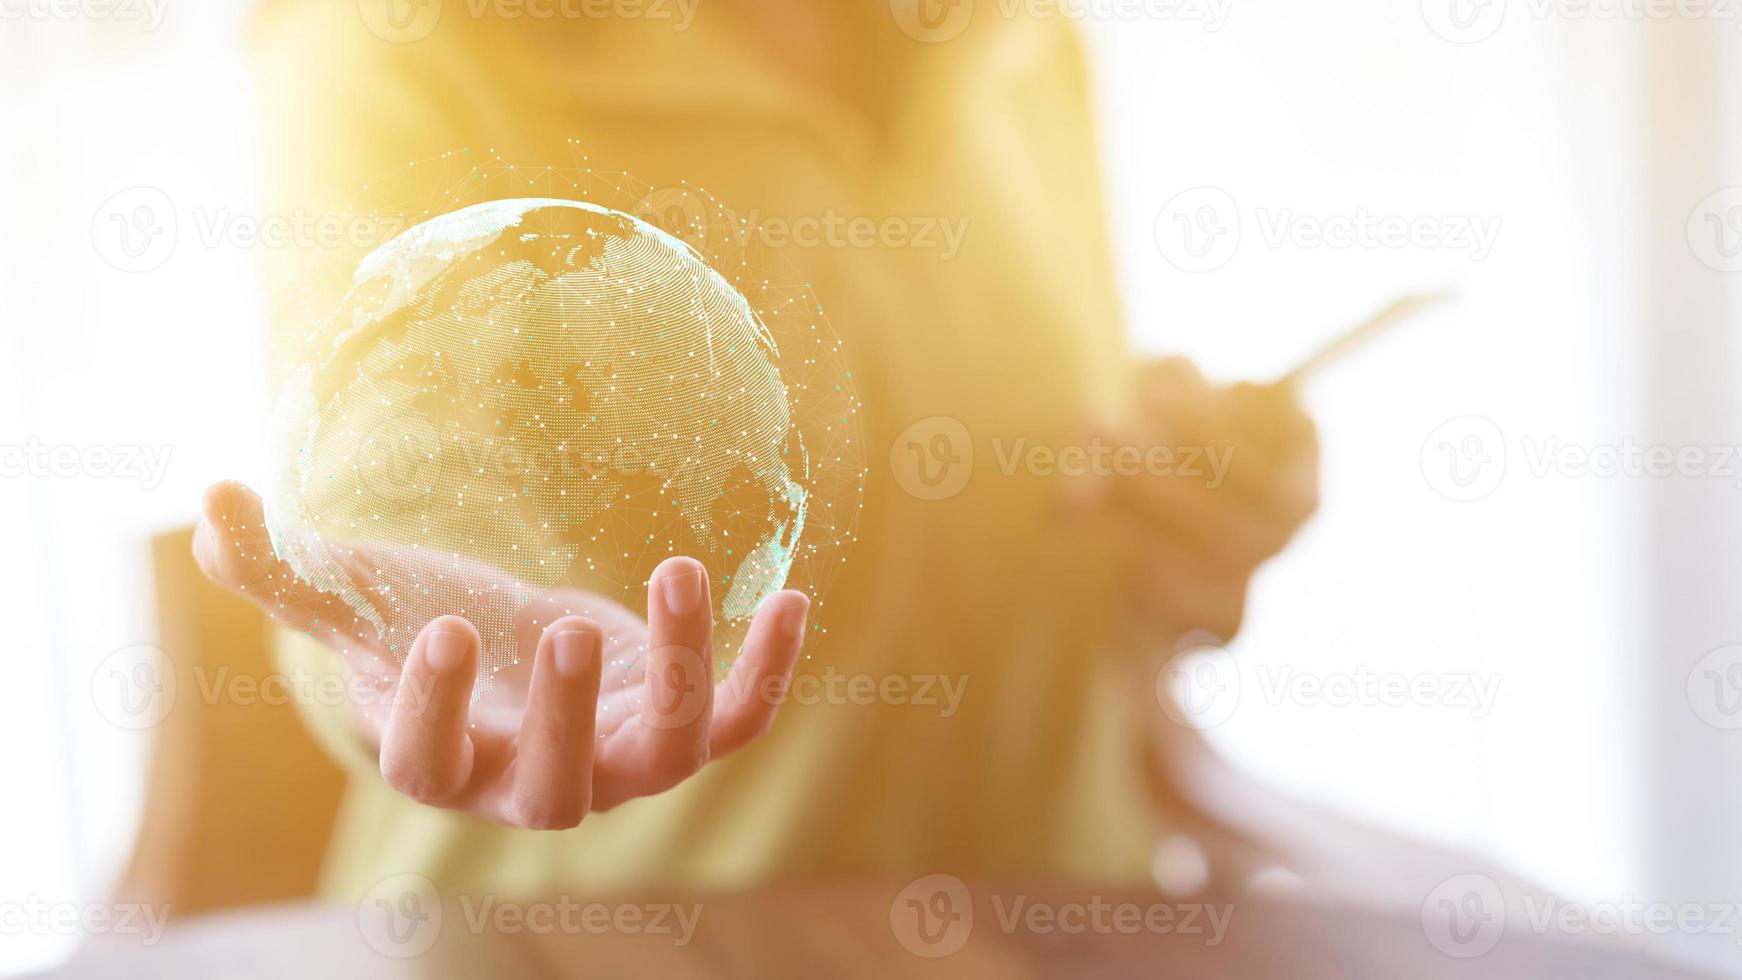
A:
[424,630,470,673]
[661,565,704,615]
[553,630,595,679]
[780,595,810,636]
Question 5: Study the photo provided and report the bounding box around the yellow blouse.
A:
[253,2,1157,897]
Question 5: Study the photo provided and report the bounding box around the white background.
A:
[2,1,1741,976]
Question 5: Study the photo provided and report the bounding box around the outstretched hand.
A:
[193,481,810,829]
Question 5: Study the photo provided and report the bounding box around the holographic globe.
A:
[265,198,815,686]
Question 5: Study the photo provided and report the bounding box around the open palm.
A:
[193,481,810,829]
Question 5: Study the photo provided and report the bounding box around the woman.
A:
[195,0,1319,900]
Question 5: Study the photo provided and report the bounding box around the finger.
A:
[710,591,809,758]
[507,618,602,830]
[379,615,478,804]
[192,481,381,651]
[596,557,715,796]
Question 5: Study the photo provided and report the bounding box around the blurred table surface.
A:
[45,879,1724,980]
